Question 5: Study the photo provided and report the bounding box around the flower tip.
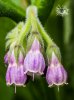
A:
[4,52,9,64]
[31,38,40,51]
[48,84,53,88]
[18,52,24,64]
[10,50,16,64]
[65,82,68,85]
[6,83,11,86]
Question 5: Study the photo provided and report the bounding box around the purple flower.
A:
[6,51,27,88]
[4,52,10,64]
[24,38,45,80]
[6,64,27,86]
[46,52,67,87]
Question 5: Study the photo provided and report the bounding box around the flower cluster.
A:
[4,6,67,93]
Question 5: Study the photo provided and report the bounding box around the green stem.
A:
[31,15,38,32]
[18,5,54,46]
[18,17,31,44]
[36,18,54,45]
[18,6,38,44]
[30,6,54,46]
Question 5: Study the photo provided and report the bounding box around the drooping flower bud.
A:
[46,52,67,87]
[24,38,45,80]
[6,50,27,93]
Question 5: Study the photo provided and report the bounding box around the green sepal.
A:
[9,44,25,63]
[6,21,24,39]
[46,44,61,62]
[6,22,24,49]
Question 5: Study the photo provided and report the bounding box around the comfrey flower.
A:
[46,52,67,88]
[24,38,45,80]
[5,50,27,93]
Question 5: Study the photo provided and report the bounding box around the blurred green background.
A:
[0,0,74,100]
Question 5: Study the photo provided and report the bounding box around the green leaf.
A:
[0,0,56,23]
[0,17,16,100]
[0,0,26,22]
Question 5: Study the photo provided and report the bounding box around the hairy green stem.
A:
[36,18,54,45]
[18,5,54,46]
[18,17,31,44]
[31,14,38,32]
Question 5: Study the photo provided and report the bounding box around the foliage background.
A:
[0,0,74,100]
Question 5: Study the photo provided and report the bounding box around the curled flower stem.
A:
[18,5,54,46]
[18,6,38,44]
[27,6,54,46]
